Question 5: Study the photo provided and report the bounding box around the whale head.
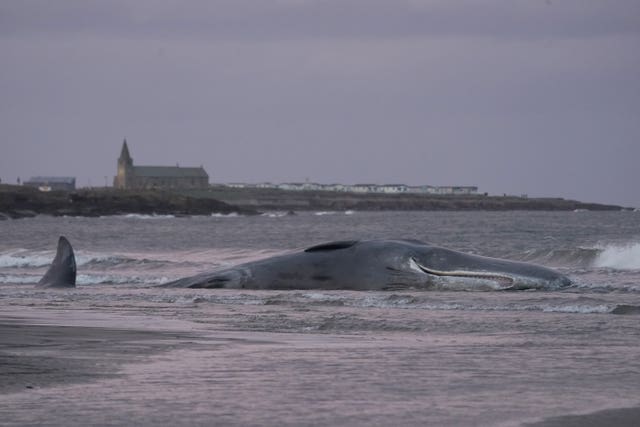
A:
[303,239,571,291]
[401,240,571,290]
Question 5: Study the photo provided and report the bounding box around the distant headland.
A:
[0,183,627,220]
[0,185,255,220]
[185,185,628,213]
[1,139,630,219]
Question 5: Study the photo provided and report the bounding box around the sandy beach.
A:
[1,301,639,427]
[0,307,287,426]
[0,315,200,394]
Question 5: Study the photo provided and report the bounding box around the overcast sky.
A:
[1,0,639,206]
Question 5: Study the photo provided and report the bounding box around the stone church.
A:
[113,139,209,190]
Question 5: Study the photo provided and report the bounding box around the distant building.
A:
[434,186,478,195]
[113,139,209,190]
[377,184,408,194]
[24,176,76,192]
[222,181,479,195]
[351,184,379,193]
[278,182,325,191]
[325,183,346,192]
[226,182,249,189]
[255,182,277,189]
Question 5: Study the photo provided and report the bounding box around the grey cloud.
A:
[1,0,639,40]
[1,1,639,206]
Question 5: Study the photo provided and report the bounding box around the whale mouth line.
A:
[411,258,515,287]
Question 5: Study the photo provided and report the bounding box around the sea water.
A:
[1,211,640,426]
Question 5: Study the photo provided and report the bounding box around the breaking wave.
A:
[123,213,175,219]
[0,248,205,270]
[0,274,42,284]
[520,242,640,271]
[592,243,640,270]
[0,250,52,268]
[99,213,178,219]
[262,212,288,218]
[77,274,170,285]
[313,211,355,216]
[112,291,637,315]
[210,212,241,218]
[0,272,170,285]
[520,247,599,268]
[0,250,153,269]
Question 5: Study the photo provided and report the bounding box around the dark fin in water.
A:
[611,305,640,315]
[37,236,77,288]
[304,240,359,253]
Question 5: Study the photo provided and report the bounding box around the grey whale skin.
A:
[37,236,76,288]
[163,239,572,291]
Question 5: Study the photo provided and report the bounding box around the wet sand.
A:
[0,310,281,426]
[0,315,201,394]
[2,303,639,427]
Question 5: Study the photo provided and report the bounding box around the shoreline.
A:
[0,184,628,219]
[0,315,200,394]
[186,185,629,212]
[2,299,639,426]
[0,184,257,219]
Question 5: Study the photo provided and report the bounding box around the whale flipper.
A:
[37,236,77,288]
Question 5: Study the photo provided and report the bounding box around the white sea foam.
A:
[0,250,51,268]
[592,242,640,270]
[540,304,610,314]
[123,213,176,219]
[0,274,40,284]
[0,249,135,269]
[211,212,240,218]
[0,273,170,285]
[262,212,288,218]
[152,293,266,305]
[77,274,170,285]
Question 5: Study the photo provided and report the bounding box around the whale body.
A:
[163,239,571,291]
[37,237,571,291]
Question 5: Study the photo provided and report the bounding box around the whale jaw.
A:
[409,256,571,291]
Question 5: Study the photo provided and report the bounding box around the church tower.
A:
[114,139,134,189]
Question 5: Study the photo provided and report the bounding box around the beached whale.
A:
[163,239,571,291]
[37,236,76,288]
[38,237,571,291]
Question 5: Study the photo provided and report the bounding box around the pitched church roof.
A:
[133,165,208,178]
[117,139,209,181]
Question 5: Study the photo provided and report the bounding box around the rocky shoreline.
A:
[0,185,255,220]
[184,186,627,213]
[0,184,627,220]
